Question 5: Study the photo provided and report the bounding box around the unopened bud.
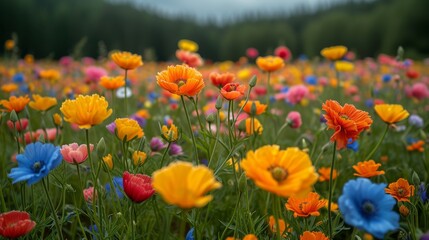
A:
[96,137,106,157]
[397,46,404,61]
[250,102,257,116]
[10,110,18,123]
[412,171,421,186]
[249,75,257,87]
[206,113,216,124]
[215,95,223,110]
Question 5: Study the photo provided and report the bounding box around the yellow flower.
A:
[245,118,263,135]
[53,113,63,127]
[240,145,318,198]
[152,161,222,209]
[374,104,409,124]
[178,39,199,52]
[102,154,113,170]
[320,46,348,60]
[5,40,14,50]
[60,94,112,129]
[132,151,147,166]
[256,56,285,72]
[29,94,57,112]
[115,118,144,142]
[39,69,61,81]
[1,83,18,93]
[111,51,143,70]
[0,95,30,113]
[161,123,178,142]
[99,76,125,90]
[335,61,354,72]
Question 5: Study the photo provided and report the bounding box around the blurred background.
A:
[1,0,428,61]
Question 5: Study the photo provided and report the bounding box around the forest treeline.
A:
[0,0,428,61]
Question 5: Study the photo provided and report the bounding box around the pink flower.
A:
[83,187,96,203]
[7,118,29,132]
[285,85,309,105]
[346,85,359,96]
[84,66,107,83]
[61,143,94,164]
[176,50,203,68]
[286,111,302,129]
[246,48,259,59]
[59,56,73,67]
[405,83,429,100]
[21,128,60,144]
[274,46,292,61]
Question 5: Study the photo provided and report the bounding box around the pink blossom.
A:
[286,111,302,129]
[85,66,107,83]
[59,56,73,67]
[176,50,203,68]
[246,48,259,59]
[285,85,309,105]
[7,118,28,132]
[61,143,94,164]
[405,83,429,100]
[83,187,96,203]
[22,128,60,144]
[274,46,292,61]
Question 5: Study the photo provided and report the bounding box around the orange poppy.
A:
[320,46,348,61]
[300,231,329,240]
[385,178,414,202]
[286,192,326,218]
[239,100,267,116]
[210,72,235,88]
[256,56,285,72]
[322,100,372,149]
[111,51,143,70]
[156,65,205,97]
[406,140,424,152]
[353,160,385,178]
[268,215,290,236]
[317,167,338,182]
[99,76,125,90]
[221,83,246,100]
[1,83,18,93]
[0,96,30,113]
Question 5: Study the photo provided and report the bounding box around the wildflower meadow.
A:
[1,38,429,240]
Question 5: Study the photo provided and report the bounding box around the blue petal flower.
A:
[347,139,359,152]
[186,228,195,240]
[105,177,124,199]
[339,178,399,239]
[8,142,62,186]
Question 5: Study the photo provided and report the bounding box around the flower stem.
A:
[364,124,389,160]
[328,141,337,240]
[191,96,205,131]
[273,195,282,240]
[208,110,221,168]
[180,96,199,164]
[180,211,187,240]
[124,69,128,116]
[274,122,289,144]
[266,72,271,104]
[159,142,172,168]
[42,178,63,240]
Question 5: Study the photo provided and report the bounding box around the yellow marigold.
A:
[111,51,143,70]
[60,94,112,129]
[256,56,285,72]
[320,45,348,61]
[240,145,318,198]
[178,39,198,52]
[374,104,409,124]
[161,123,178,142]
[156,65,205,97]
[317,167,338,182]
[385,178,414,202]
[102,154,113,170]
[353,160,385,178]
[53,113,63,127]
[39,69,61,81]
[115,118,144,142]
[1,83,18,93]
[99,76,125,90]
[335,61,354,72]
[0,95,30,113]
[245,118,263,135]
[132,150,147,166]
[152,161,221,209]
[29,94,57,112]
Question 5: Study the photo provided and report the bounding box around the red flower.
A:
[209,72,235,88]
[123,171,155,203]
[220,83,246,100]
[0,211,36,239]
[7,118,29,132]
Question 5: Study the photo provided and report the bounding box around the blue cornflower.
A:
[105,177,124,199]
[339,178,399,239]
[8,142,62,185]
[185,228,195,240]
[418,183,428,203]
[347,139,359,152]
[409,114,424,128]
[305,75,317,85]
[12,73,25,84]
[382,74,391,83]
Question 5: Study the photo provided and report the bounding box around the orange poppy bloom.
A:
[256,56,285,72]
[209,72,235,88]
[243,234,258,240]
[111,51,143,70]
[241,145,318,198]
[286,192,327,218]
[99,76,125,90]
[406,140,424,152]
[268,215,290,236]
[156,65,205,97]
[0,96,30,113]
[28,94,57,112]
[322,100,372,149]
[317,167,338,182]
[300,231,329,240]
[385,178,414,202]
[374,104,409,124]
[239,100,267,116]
[221,83,246,100]
[353,160,385,178]
[320,46,348,61]
[1,83,18,93]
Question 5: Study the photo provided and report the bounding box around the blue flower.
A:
[305,75,317,85]
[8,142,62,185]
[347,139,359,152]
[338,178,399,239]
[418,183,428,203]
[12,73,25,84]
[185,228,195,240]
[382,74,391,83]
[409,114,424,128]
[105,177,124,199]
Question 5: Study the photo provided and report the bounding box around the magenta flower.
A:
[61,143,94,164]
[286,111,302,129]
[84,66,107,83]
[285,85,309,105]
[83,186,96,203]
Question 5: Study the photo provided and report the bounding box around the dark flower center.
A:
[362,200,375,215]
[398,188,405,197]
[33,161,43,173]
[270,166,288,183]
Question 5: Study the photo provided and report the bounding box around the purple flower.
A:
[150,137,166,152]
[130,114,146,128]
[106,122,116,134]
[169,143,183,156]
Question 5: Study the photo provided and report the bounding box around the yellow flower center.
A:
[340,114,349,120]
[270,166,288,182]
[178,79,187,87]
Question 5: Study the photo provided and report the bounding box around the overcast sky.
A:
[129,0,346,23]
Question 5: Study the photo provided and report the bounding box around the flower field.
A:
[1,40,429,240]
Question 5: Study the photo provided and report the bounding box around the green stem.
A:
[159,142,172,168]
[0,186,6,212]
[208,110,221,168]
[364,124,389,160]
[274,122,289,144]
[180,211,187,240]
[328,141,337,240]
[220,191,242,240]
[124,69,128,116]
[42,179,63,240]
[273,195,282,240]
[180,96,199,164]
[131,203,136,239]
[111,90,116,119]
[191,97,205,131]
[266,72,271,104]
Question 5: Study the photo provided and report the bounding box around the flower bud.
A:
[9,110,18,123]
[249,75,257,87]
[206,113,216,124]
[215,95,223,110]
[96,137,106,157]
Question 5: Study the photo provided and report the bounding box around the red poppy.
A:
[123,171,155,203]
[209,72,235,88]
[0,211,36,239]
[220,83,246,100]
